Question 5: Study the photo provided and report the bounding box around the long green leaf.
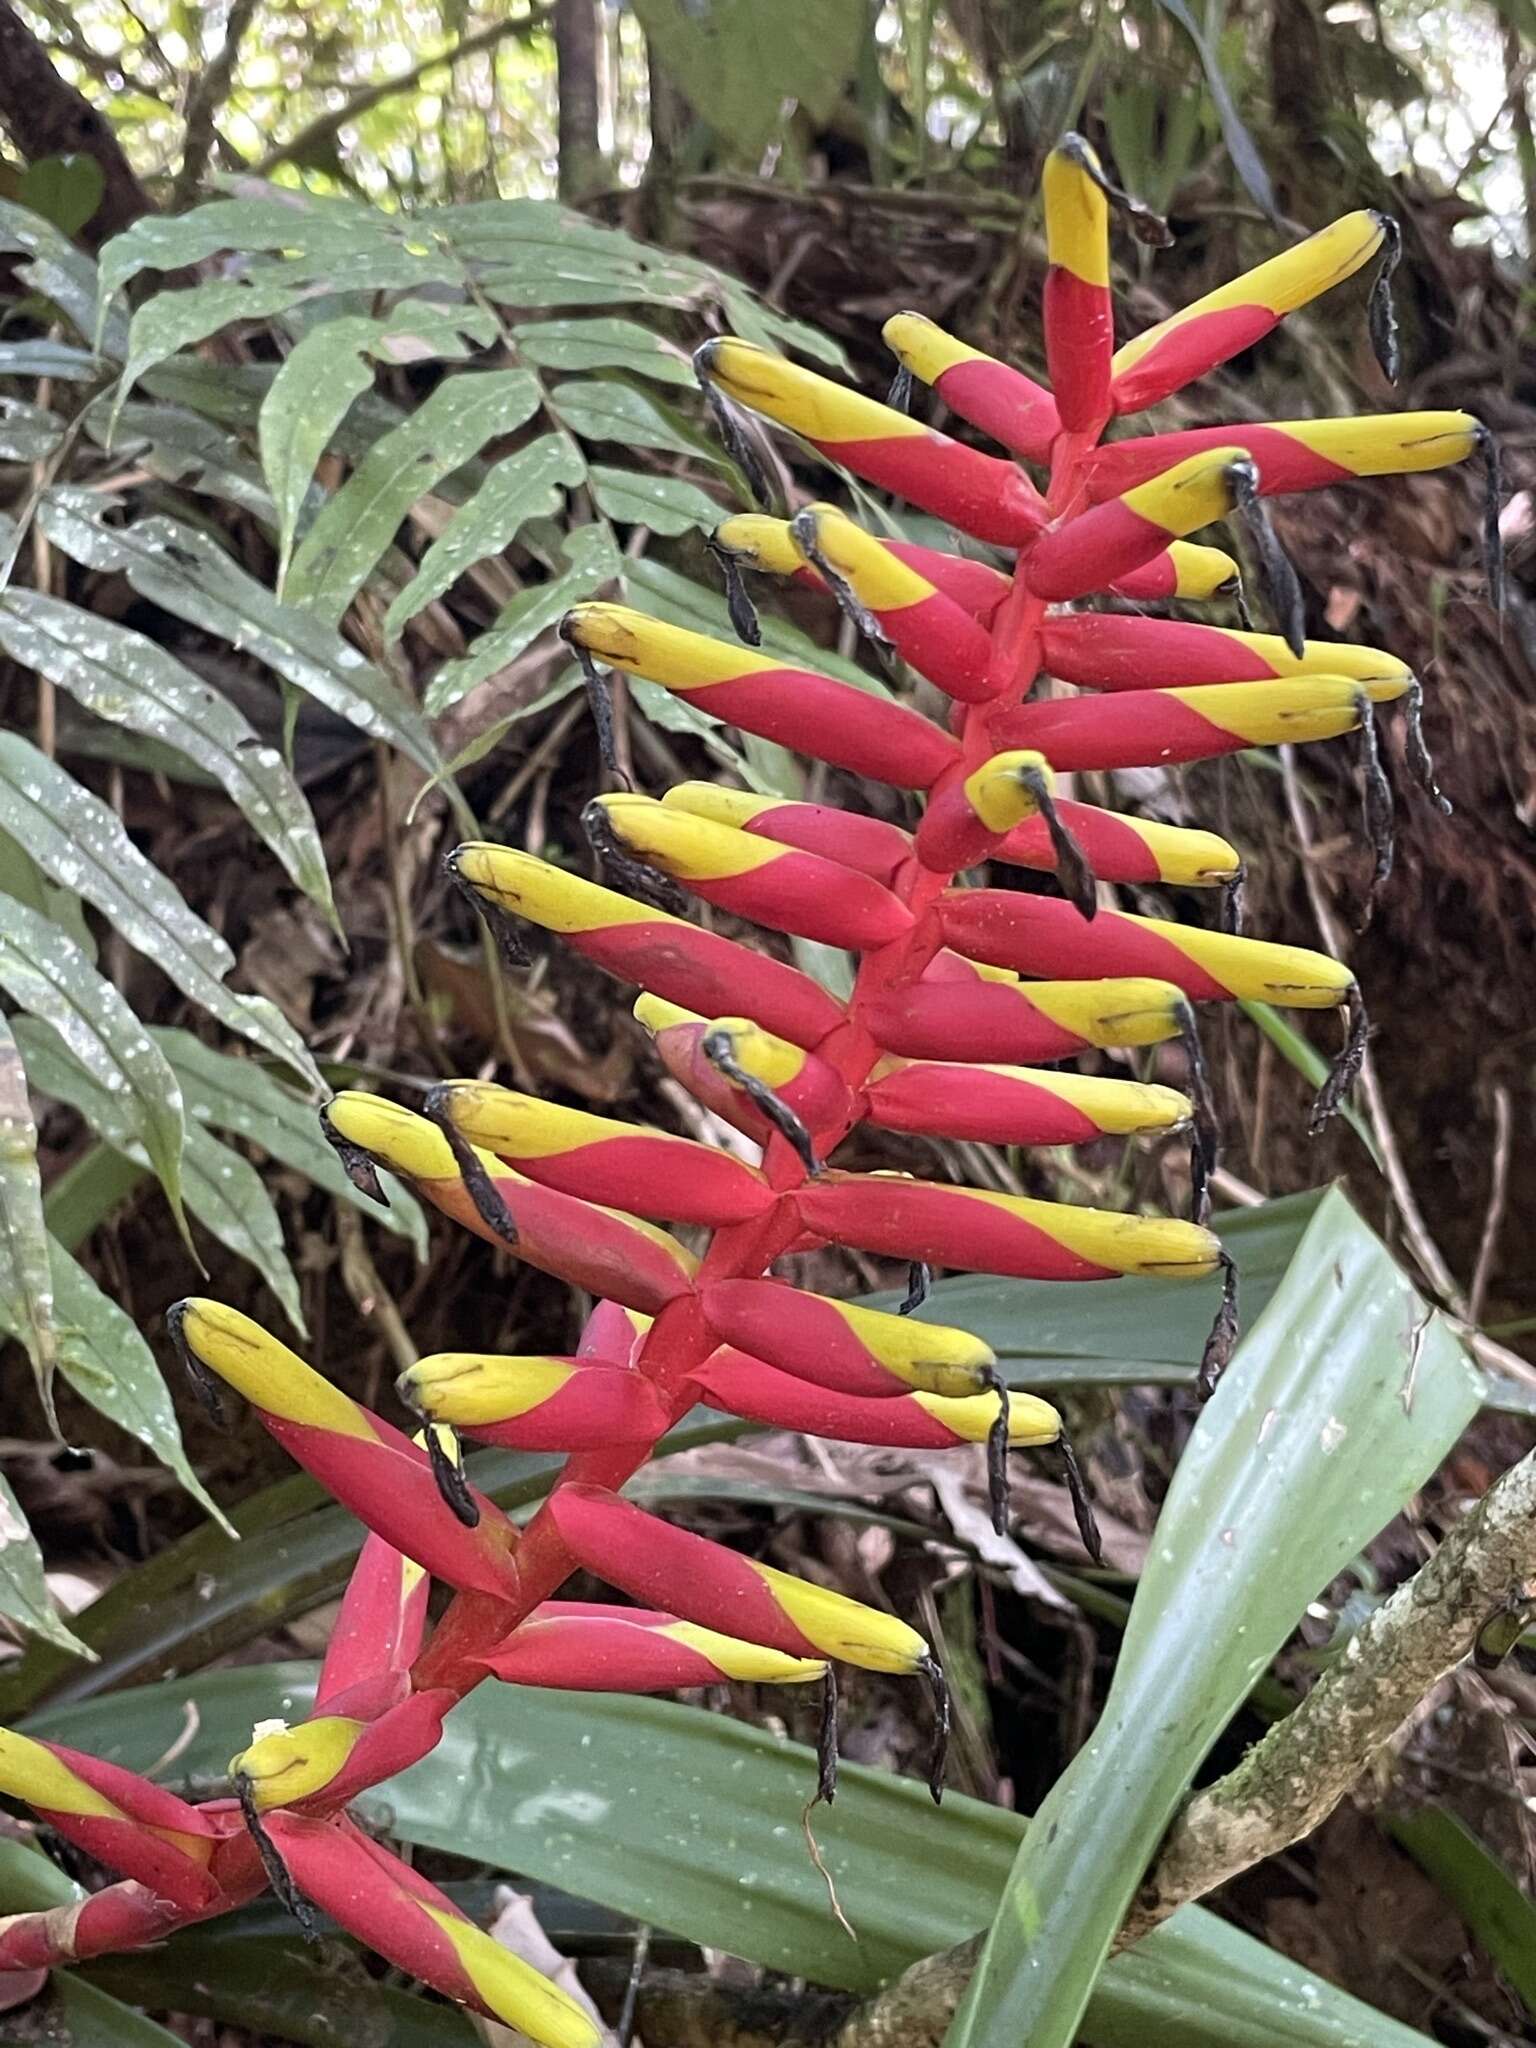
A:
[13,1016,303,1333]
[0,591,335,929]
[0,396,63,461]
[0,1014,59,1423]
[260,301,497,579]
[1150,0,1278,216]
[589,463,725,534]
[384,432,588,643]
[154,1028,426,1258]
[423,524,622,715]
[0,201,127,355]
[0,892,187,1236]
[515,316,696,383]
[0,730,316,1088]
[35,489,439,774]
[284,368,541,624]
[549,377,725,465]
[947,1187,1484,2048]
[30,1664,1439,2048]
[83,396,280,521]
[115,276,319,422]
[97,191,381,306]
[0,1474,90,1656]
[0,338,106,381]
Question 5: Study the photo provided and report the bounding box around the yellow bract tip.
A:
[401,1353,575,1426]
[754,1560,930,1673]
[912,1388,1062,1446]
[231,1717,364,1811]
[175,1299,380,1442]
[962,750,1054,833]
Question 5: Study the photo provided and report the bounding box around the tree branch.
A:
[172,0,262,207]
[248,9,551,178]
[748,1443,1536,2046]
[0,0,153,245]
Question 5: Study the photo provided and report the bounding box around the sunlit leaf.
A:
[0,591,335,929]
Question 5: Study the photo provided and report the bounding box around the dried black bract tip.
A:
[318,1100,388,1206]
[1230,576,1256,634]
[166,1299,228,1430]
[702,1027,822,1179]
[982,1366,1011,1538]
[898,1261,931,1316]
[789,508,897,668]
[886,362,915,414]
[235,1775,319,1943]
[700,379,776,512]
[566,642,631,791]
[1176,998,1220,1231]
[1228,458,1305,659]
[1403,680,1452,815]
[1309,983,1369,1136]
[1020,765,1096,922]
[815,1665,839,1806]
[1055,1431,1104,1567]
[445,856,531,970]
[425,1421,480,1529]
[1197,1251,1240,1400]
[918,1654,950,1806]
[1219,865,1247,937]
[1353,690,1396,925]
[1367,213,1402,385]
[1476,425,1505,615]
[582,800,687,916]
[1059,130,1174,247]
[423,1085,520,1246]
[705,536,763,647]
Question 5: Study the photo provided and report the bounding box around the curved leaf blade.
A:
[0,1475,90,1657]
[0,1015,59,1424]
[0,893,187,1238]
[0,730,317,1088]
[423,524,621,715]
[0,591,335,929]
[948,1188,1484,2048]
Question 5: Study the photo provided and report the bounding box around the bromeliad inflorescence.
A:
[0,138,1495,2045]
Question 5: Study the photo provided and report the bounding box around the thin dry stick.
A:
[1279,747,1464,1311]
[1468,1082,1513,1325]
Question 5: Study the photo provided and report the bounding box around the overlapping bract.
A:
[2,137,1486,2043]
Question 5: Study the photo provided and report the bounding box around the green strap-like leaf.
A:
[422,524,622,715]
[548,377,726,465]
[284,368,542,625]
[0,731,318,1088]
[14,1017,303,1334]
[0,894,187,1239]
[115,276,318,423]
[259,303,497,581]
[947,1188,1485,2048]
[385,432,588,644]
[0,1473,89,1657]
[514,316,696,384]
[153,1026,427,1258]
[97,191,381,306]
[0,1015,59,1427]
[0,396,64,462]
[83,398,279,523]
[589,464,725,535]
[0,591,335,930]
[35,489,438,774]
[0,200,126,355]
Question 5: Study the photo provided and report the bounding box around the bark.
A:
[555,0,604,202]
[172,0,261,207]
[0,0,152,244]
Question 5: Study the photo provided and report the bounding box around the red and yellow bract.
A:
[1,133,1486,2043]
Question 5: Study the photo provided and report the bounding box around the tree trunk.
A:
[555,0,604,202]
[0,0,151,245]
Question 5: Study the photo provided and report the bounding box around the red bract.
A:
[2,134,1493,2043]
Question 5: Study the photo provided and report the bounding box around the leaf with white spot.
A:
[0,896,187,1242]
[284,369,542,625]
[0,591,335,930]
[385,433,587,643]
[0,1016,59,1429]
[0,732,317,1088]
